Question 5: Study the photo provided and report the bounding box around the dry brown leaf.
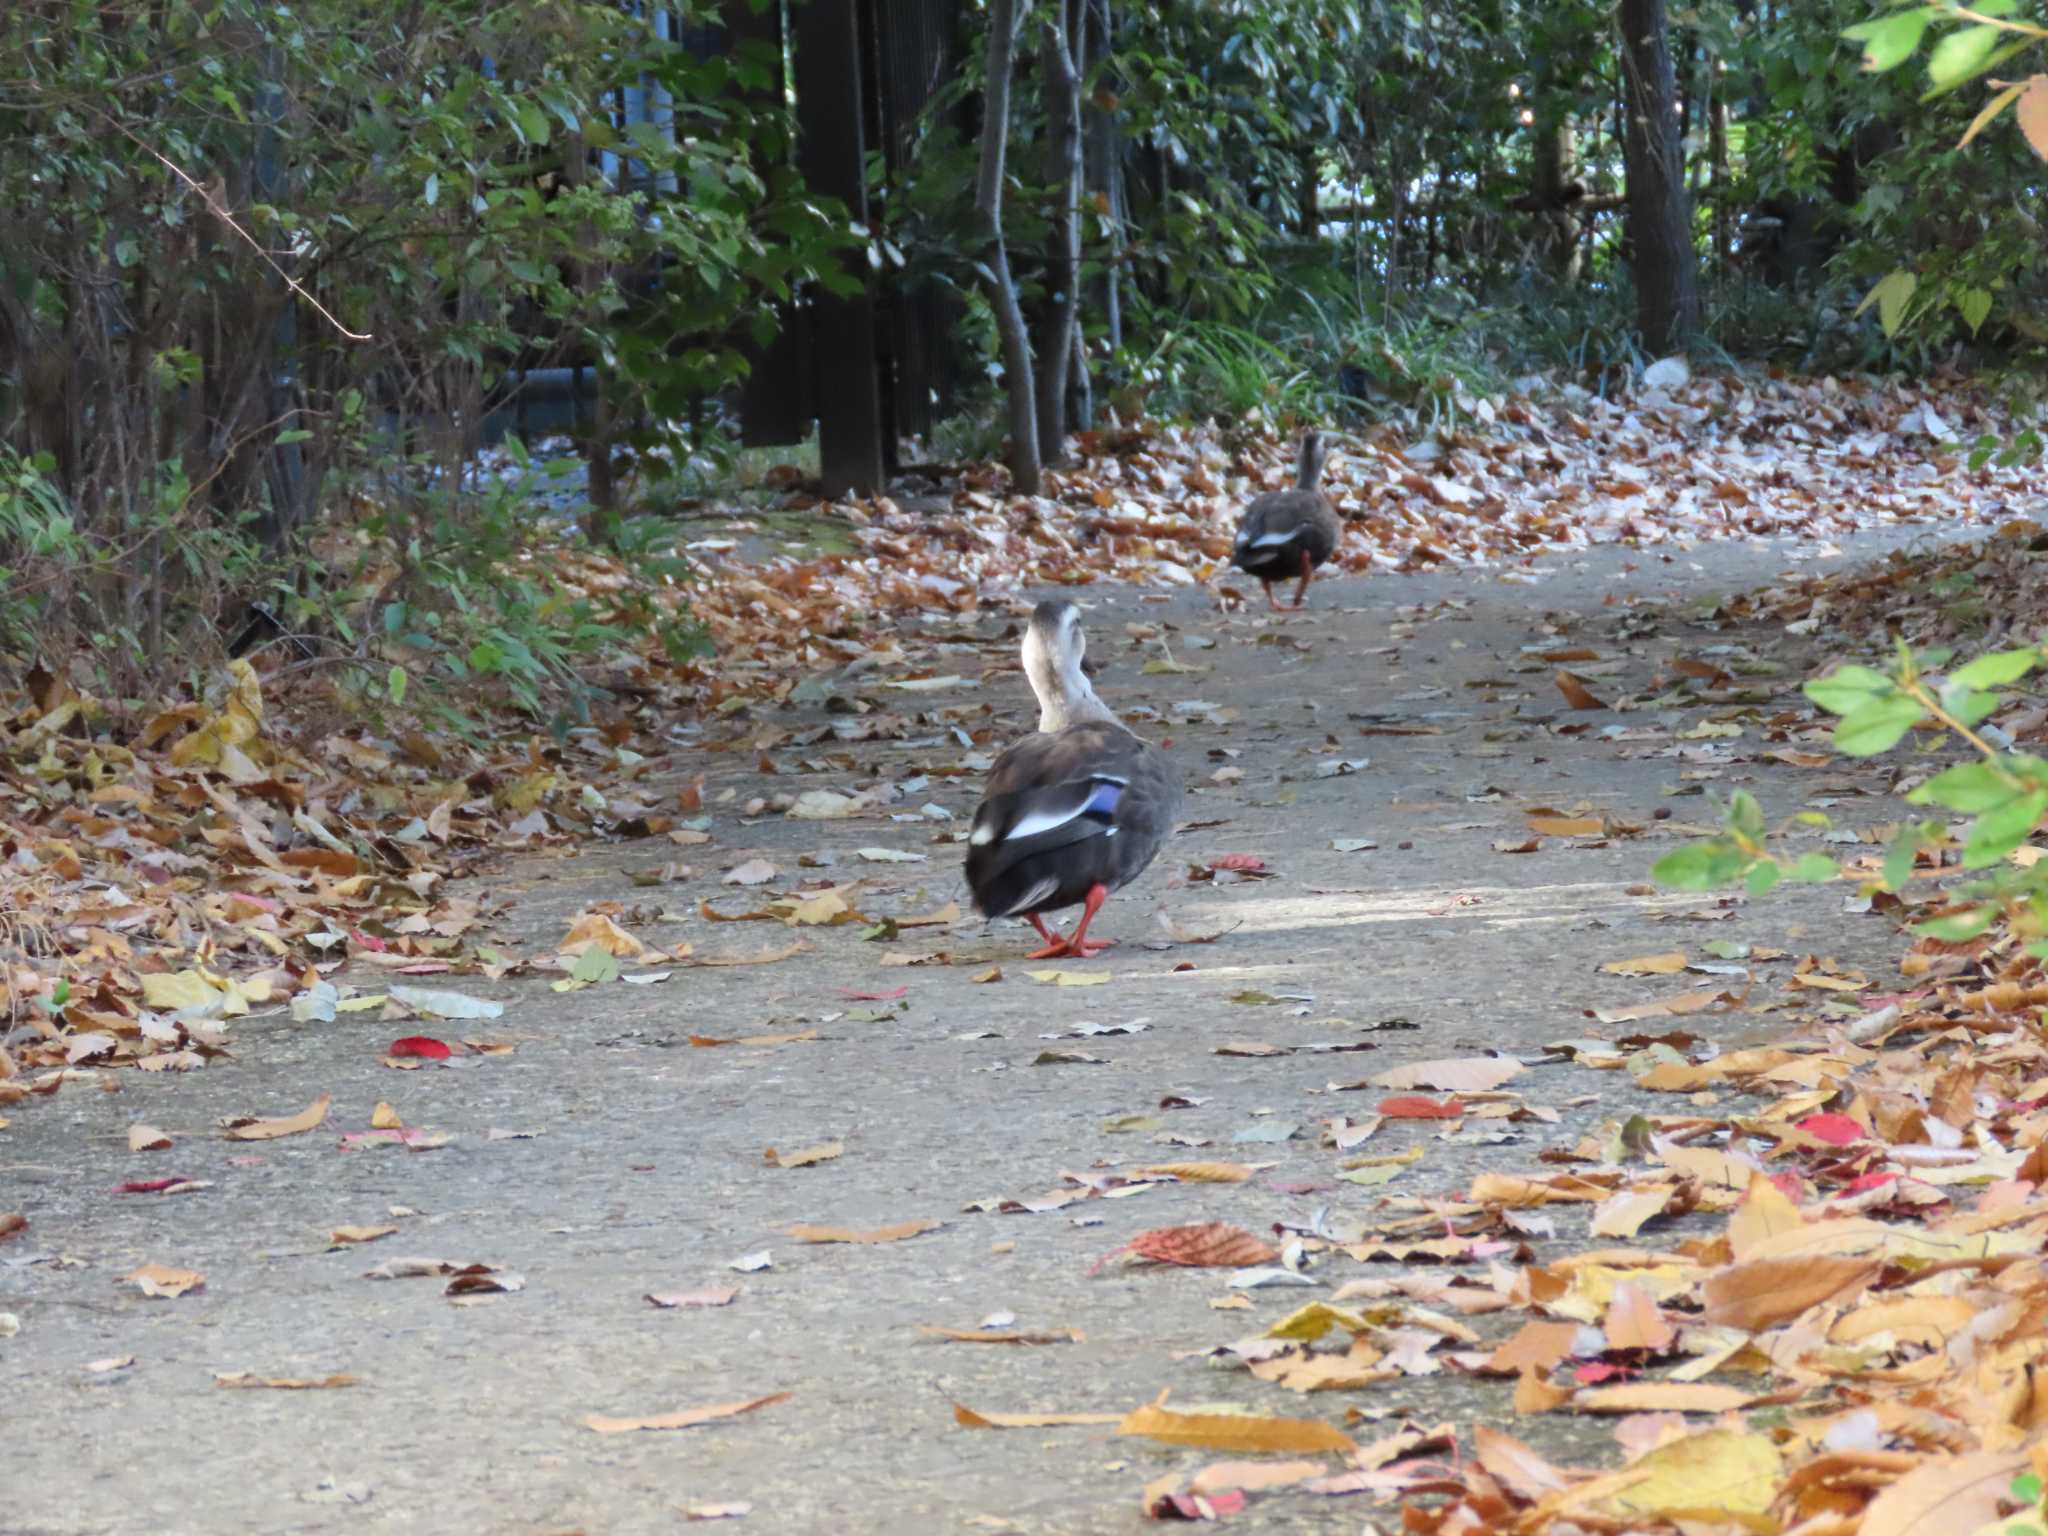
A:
[1130,1162,1255,1184]
[584,1391,790,1434]
[0,1212,25,1244]
[223,1093,331,1142]
[1600,952,1687,976]
[1589,1187,1673,1240]
[214,1371,358,1390]
[1554,670,1608,710]
[1118,1402,1354,1455]
[1485,1320,1581,1376]
[788,1220,939,1245]
[918,1326,1082,1345]
[1514,1367,1572,1415]
[1574,1381,1751,1414]
[1856,1450,2029,1536]
[1528,814,1605,836]
[127,1123,172,1152]
[1728,1170,1805,1258]
[1368,1056,1525,1093]
[125,1263,204,1299]
[1115,1221,1277,1269]
[1602,1282,1676,1353]
[329,1225,398,1247]
[561,912,648,958]
[952,1403,1123,1430]
[1473,1425,1571,1502]
[764,1140,843,1169]
[1186,1459,1326,1495]
[1700,1255,1880,1332]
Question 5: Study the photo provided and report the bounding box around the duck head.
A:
[1020,600,1111,732]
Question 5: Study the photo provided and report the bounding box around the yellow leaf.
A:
[764,1140,843,1169]
[126,1263,205,1298]
[328,1225,398,1247]
[788,1219,939,1245]
[561,913,647,958]
[1132,1162,1255,1183]
[1728,1171,1804,1258]
[1117,1402,1354,1455]
[1263,1302,1370,1342]
[140,970,223,1012]
[1599,1429,1784,1518]
[583,1392,790,1434]
[370,1102,403,1130]
[1601,951,1687,976]
[223,1093,332,1142]
[1025,970,1111,986]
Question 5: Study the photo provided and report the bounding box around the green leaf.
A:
[1786,853,1840,883]
[1926,23,2001,93]
[1652,841,1751,891]
[1866,269,1918,338]
[1963,786,2048,868]
[513,99,552,147]
[1909,760,2020,812]
[1917,905,1998,941]
[1804,664,1895,716]
[1843,8,1934,72]
[1833,695,1927,756]
[387,665,408,706]
[1956,286,1994,335]
[570,947,620,984]
[1746,861,1784,897]
[1728,789,1767,843]
[2013,1471,2044,1506]
[1923,33,2033,101]
[276,428,313,445]
[1949,648,2040,690]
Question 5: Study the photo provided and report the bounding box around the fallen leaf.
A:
[722,858,778,886]
[1114,1222,1278,1269]
[1601,1428,1784,1518]
[788,1220,939,1245]
[584,1392,791,1434]
[646,1286,742,1309]
[1118,1401,1354,1454]
[1554,670,1608,710]
[682,1503,752,1522]
[0,1213,26,1243]
[1025,969,1111,987]
[919,1326,1082,1345]
[1369,1056,1524,1092]
[1574,1381,1751,1414]
[952,1404,1123,1429]
[764,1141,844,1169]
[1528,814,1604,836]
[1186,1460,1326,1496]
[1601,952,1688,976]
[1377,1095,1465,1119]
[223,1093,331,1141]
[370,1102,404,1130]
[127,1124,172,1152]
[1589,1188,1673,1240]
[125,1263,204,1299]
[214,1371,358,1391]
[1700,1255,1880,1331]
[329,1225,398,1247]
[1856,1450,2029,1536]
[1131,1162,1256,1184]
[385,1036,452,1061]
[388,985,503,1020]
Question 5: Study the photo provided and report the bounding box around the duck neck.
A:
[1030,657,1115,733]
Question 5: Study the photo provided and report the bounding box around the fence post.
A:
[794,0,887,497]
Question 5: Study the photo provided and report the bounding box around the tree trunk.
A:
[1082,0,1121,356]
[1532,111,1582,282]
[1034,2,1084,468]
[975,0,1041,495]
[1619,0,1698,353]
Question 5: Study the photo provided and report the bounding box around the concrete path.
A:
[2,531,1932,1534]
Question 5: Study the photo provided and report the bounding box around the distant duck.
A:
[1231,430,1341,610]
[966,601,1182,959]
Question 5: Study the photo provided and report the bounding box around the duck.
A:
[1231,430,1341,610]
[966,600,1182,959]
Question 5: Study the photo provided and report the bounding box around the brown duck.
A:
[1230,430,1341,610]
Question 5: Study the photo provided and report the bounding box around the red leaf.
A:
[113,1177,190,1194]
[836,987,909,1001]
[387,1036,452,1060]
[1109,1221,1277,1270]
[1378,1095,1465,1119]
[1837,1170,1900,1198]
[1767,1170,1808,1202]
[1210,853,1267,872]
[1798,1112,1866,1147]
[350,929,391,953]
[1573,1361,1636,1384]
[1148,1489,1249,1521]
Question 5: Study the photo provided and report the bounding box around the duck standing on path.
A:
[1230,430,1341,611]
[966,601,1182,960]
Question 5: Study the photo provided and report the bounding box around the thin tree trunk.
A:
[1619,0,1699,353]
[1533,111,1582,282]
[1708,56,1730,268]
[976,0,1041,495]
[1083,0,1122,353]
[1034,2,1084,467]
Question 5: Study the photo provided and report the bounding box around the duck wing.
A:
[966,723,1177,919]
